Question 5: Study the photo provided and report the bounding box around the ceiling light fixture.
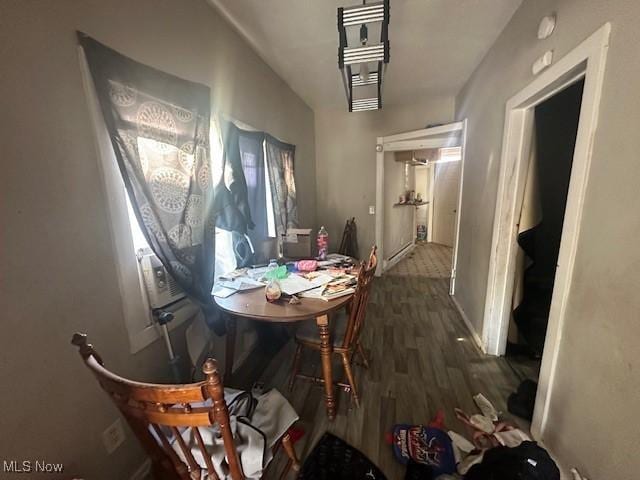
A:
[338,0,390,112]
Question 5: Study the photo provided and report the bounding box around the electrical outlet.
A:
[102,418,126,454]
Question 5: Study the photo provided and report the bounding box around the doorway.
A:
[482,24,610,439]
[432,156,462,247]
[375,121,467,296]
[506,79,585,384]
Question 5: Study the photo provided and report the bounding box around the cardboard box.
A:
[281,228,313,259]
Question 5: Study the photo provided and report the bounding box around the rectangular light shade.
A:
[343,44,385,65]
[351,71,379,86]
[352,97,380,111]
[342,2,385,26]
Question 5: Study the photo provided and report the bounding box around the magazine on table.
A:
[299,274,357,301]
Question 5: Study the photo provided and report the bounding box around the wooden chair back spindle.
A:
[342,246,377,349]
[71,333,244,480]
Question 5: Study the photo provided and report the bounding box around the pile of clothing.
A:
[390,393,560,480]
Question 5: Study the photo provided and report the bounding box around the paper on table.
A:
[217,277,264,291]
[278,273,334,296]
[300,285,355,301]
[317,259,342,267]
[247,266,269,280]
[211,285,236,298]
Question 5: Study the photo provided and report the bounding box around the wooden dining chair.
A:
[288,246,377,408]
[71,333,300,480]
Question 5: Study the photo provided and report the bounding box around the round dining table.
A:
[214,287,353,421]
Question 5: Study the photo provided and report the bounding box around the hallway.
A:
[253,248,528,478]
[386,243,453,278]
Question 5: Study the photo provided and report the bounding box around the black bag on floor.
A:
[299,432,387,480]
[464,441,559,480]
[507,379,538,421]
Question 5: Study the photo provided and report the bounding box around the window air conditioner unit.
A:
[139,250,187,309]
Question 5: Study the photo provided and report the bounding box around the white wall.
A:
[383,154,415,259]
[0,0,315,478]
[314,98,454,259]
[454,0,640,477]
[415,167,430,226]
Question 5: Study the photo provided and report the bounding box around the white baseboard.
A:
[383,242,415,272]
[129,458,151,480]
[450,294,485,353]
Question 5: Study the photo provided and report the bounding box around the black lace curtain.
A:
[79,33,220,325]
[265,135,298,234]
[238,128,269,244]
[220,126,299,262]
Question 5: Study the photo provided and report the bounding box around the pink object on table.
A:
[296,260,318,272]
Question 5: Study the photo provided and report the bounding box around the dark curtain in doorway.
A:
[79,33,223,330]
[511,79,584,356]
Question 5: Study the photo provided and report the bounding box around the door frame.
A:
[481,24,610,438]
[375,120,467,294]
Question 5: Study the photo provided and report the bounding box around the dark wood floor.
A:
[238,248,529,479]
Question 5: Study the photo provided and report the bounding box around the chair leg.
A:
[340,352,360,408]
[279,432,300,479]
[356,341,370,369]
[289,343,303,391]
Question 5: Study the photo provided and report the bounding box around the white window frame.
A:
[79,48,198,354]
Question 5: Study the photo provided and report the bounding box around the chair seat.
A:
[295,310,349,348]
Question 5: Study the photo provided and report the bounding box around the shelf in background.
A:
[393,201,429,207]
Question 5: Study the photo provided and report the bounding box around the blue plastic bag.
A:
[391,424,456,476]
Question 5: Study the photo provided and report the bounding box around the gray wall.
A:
[314,98,454,259]
[0,0,315,478]
[454,0,640,477]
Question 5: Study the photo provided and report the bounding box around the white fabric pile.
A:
[171,388,299,479]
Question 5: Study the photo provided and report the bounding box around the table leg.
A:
[224,315,237,385]
[316,314,336,420]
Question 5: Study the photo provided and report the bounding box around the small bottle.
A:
[317,226,329,261]
[265,259,282,303]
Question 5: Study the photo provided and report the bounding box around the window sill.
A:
[128,298,199,354]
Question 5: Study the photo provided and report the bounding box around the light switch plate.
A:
[369,205,375,215]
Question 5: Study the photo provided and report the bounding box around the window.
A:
[126,196,149,252]
[123,117,236,282]
[263,141,277,238]
[214,125,281,274]
[79,49,199,353]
